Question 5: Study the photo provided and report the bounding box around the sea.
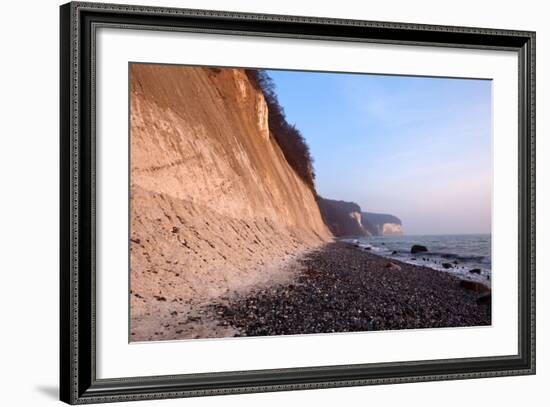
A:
[342,234,491,283]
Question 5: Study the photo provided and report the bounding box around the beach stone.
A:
[411,245,428,254]
[477,293,491,305]
[442,263,453,269]
[385,262,402,271]
[459,280,490,293]
[469,268,482,274]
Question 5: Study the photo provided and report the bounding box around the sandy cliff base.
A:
[130,250,314,341]
[130,186,327,341]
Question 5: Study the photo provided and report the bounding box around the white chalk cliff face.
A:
[361,212,403,236]
[350,211,363,229]
[129,65,332,340]
[317,198,403,237]
[382,223,403,235]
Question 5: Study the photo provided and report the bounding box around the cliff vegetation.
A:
[246,70,316,190]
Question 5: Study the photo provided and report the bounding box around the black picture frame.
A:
[60,1,536,404]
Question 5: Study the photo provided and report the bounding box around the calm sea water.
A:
[343,234,491,283]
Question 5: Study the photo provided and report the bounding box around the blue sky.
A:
[266,69,492,235]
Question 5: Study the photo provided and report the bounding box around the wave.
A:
[343,236,492,283]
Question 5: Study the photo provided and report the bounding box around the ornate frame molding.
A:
[60,2,535,404]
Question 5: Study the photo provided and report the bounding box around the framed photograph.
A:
[60,1,535,404]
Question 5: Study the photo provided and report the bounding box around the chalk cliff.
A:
[130,65,332,339]
[362,212,403,236]
[317,197,403,237]
[317,197,368,237]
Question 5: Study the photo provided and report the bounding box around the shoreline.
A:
[133,240,491,341]
[344,237,492,288]
[342,235,492,286]
[212,241,491,337]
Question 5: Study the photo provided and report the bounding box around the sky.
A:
[266,69,492,235]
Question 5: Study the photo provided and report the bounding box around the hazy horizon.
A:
[266,69,492,235]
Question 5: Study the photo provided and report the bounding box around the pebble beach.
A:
[211,241,491,337]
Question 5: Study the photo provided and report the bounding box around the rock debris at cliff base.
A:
[211,242,491,337]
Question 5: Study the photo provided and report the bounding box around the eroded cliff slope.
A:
[130,65,332,340]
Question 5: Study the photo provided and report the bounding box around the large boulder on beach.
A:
[411,245,428,254]
[460,280,490,293]
[477,293,491,305]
